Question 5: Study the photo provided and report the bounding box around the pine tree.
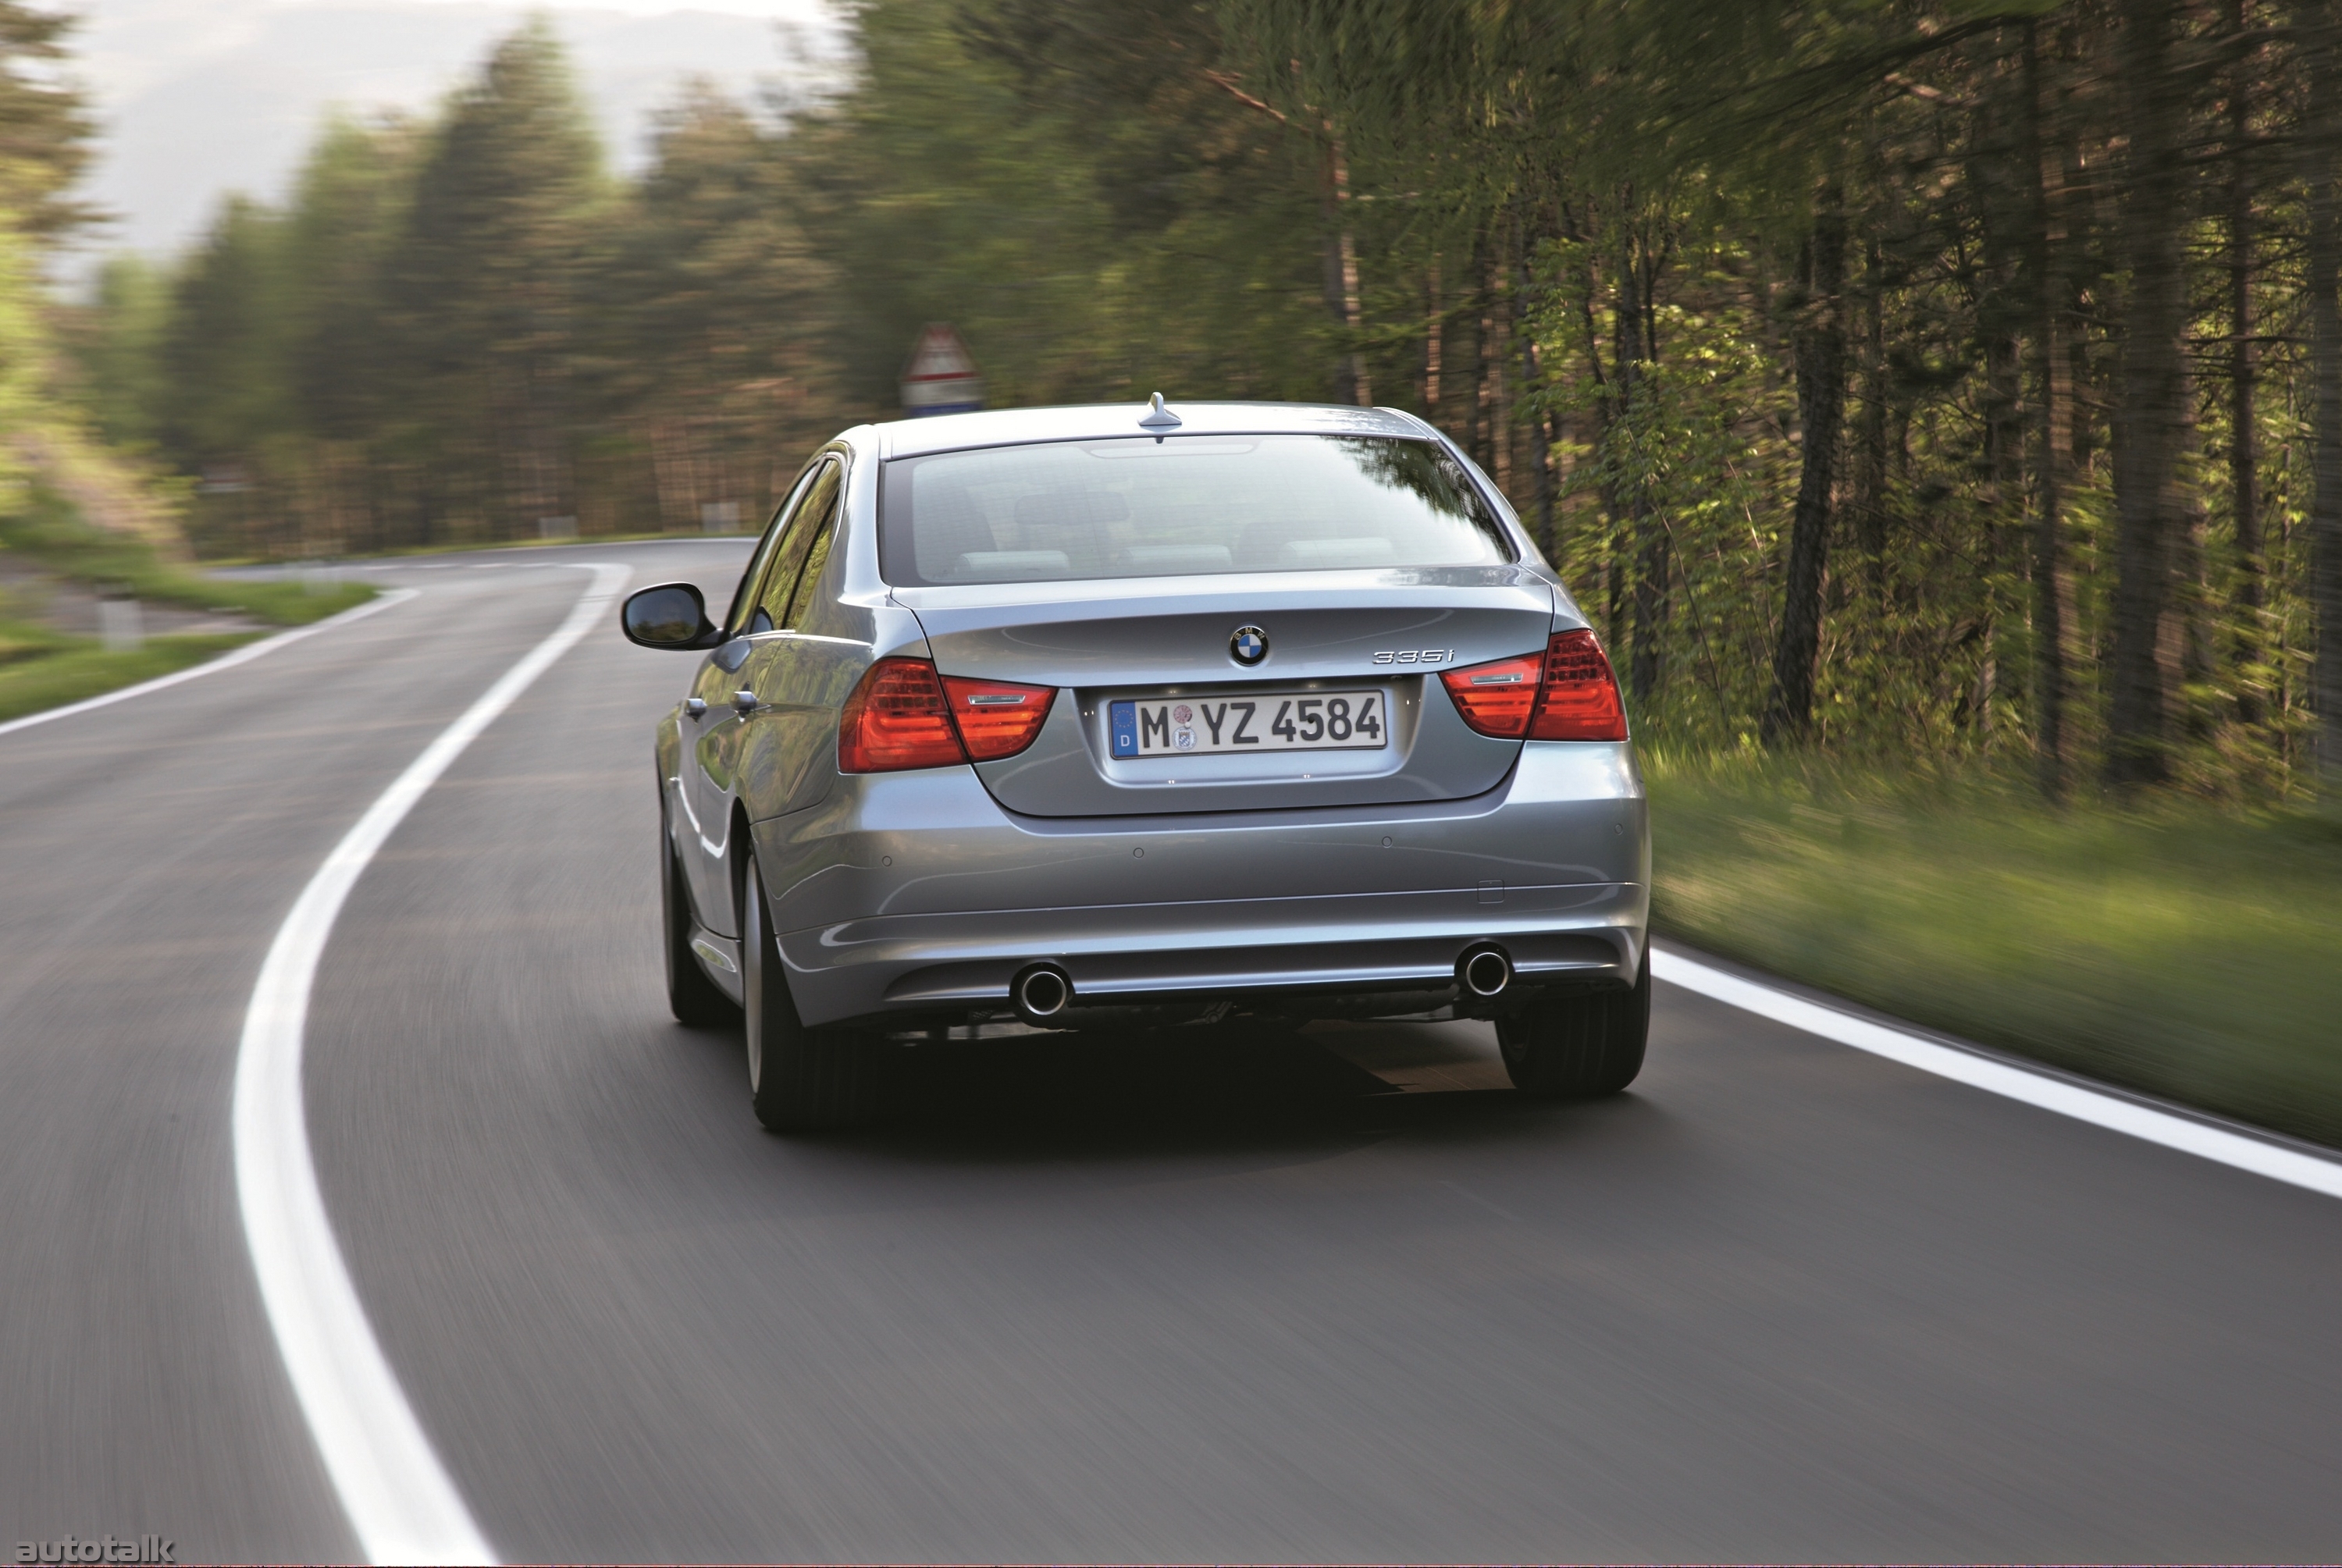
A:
[62,256,172,451]
[589,84,831,529]
[383,20,604,537]
[0,1,96,244]
[155,197,291,485]
[283,113,416,449]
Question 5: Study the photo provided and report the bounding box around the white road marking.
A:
[1653,948,2342,1201]
[0,588,418,739]
[233,563,631,1565]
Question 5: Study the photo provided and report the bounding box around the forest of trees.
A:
[40,0,2342,802]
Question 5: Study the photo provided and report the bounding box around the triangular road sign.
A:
[900,323,984,415]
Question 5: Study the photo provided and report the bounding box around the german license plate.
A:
[1109,691,1387,757]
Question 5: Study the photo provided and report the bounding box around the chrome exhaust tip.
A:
[1013,964,1073,1022]
[1459,946,1512,1000]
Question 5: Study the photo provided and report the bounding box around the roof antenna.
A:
[1137,392,1182,434]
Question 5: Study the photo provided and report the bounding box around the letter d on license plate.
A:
[1109,692,1386,757]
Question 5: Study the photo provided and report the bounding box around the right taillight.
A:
[1443,630,1628,741]
[1527,629,1628,740]
[838,658,966,773]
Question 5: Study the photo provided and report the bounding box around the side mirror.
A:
[621,582,724,649]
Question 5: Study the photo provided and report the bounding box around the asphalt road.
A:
[5,542,2340,1564]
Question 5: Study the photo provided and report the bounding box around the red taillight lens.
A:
[1441,652,1543,738]
[1527,629,1628,740]
[838,658,965,773]
[1442,631,1628,741]
[941,674,1056,760]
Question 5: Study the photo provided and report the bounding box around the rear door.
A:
[732,474,856,822]
[901,565,1554,816]
[682,458,838,929]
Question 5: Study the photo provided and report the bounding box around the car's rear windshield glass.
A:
[879,434,1511,587]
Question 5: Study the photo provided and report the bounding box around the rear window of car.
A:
[878,434,1513,587]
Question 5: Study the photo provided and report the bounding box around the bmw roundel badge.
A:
[1230,624,1269,666]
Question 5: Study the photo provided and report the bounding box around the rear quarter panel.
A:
[736,438,928,825]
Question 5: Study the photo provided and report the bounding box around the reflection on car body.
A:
[621,399,1652,1131]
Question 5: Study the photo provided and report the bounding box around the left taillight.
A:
[838,658,1057,773]
[1442,629,1628,742]
[838,659,963,773]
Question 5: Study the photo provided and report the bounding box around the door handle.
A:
[685,697,707,718]
[733,690,757,713]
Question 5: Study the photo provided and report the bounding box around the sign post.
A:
[899,323,984,417]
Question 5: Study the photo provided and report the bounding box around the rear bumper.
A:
[753,741,1648,1028]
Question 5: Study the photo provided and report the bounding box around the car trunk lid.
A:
[897,565,1557,817]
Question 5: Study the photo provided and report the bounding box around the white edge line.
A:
[233,563,631,1566]
[1651,948,2342,1202]
[0,588,420,739]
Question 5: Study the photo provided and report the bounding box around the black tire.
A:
[741,851,873,1132]
[1497,952,1650,1098]
[663,824,738,1027]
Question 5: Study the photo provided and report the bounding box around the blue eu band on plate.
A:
[1109,692,1387,758]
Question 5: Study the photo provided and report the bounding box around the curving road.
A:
[5,542,2340,1564]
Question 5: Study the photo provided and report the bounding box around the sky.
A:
[55,0,847,268]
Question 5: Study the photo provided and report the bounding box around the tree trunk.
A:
[1568,226,1630,652]
[2023,23,2070,795]
[2105,0,2191,786]
[1475,249,1497,478]
[1518,230,1556,556]
[1852,239,1889,594]
[1619,216,1668,705]
[1979,323,2021,738]
[1974,49,2026,743]
[1316,133,1371,407]
[2229,0,2264,726]
[1763,186,1849,745]
[2312,58,2342,795]
[1489,249,1513,496]
[1423,257,1443,419]
[1207,69,1369,407]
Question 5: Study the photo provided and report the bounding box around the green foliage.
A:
[283,113,418,446]
[0,0,97,243]
[792,0,1331,411]
[156,197,294,474]
[1536,250,1796,748]
[57,1,2342,803]
[73,3,1346,557]
[383,20,605,532]
[581,80,841,525]
[62,256,173,450]
[0,209,47,477]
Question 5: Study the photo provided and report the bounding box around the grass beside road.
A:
[1646,752,2342,1150]
[0,491,375,725]
[0,625,252,724]
[0,495,376,628]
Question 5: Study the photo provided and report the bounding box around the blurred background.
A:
[4,0,2340,1146]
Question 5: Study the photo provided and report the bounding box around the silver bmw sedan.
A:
[621,398,1650,1130]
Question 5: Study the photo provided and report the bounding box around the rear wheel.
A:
[1497,953,1650,1098]
[741,852,874,1131]
[662,819,737,1027]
